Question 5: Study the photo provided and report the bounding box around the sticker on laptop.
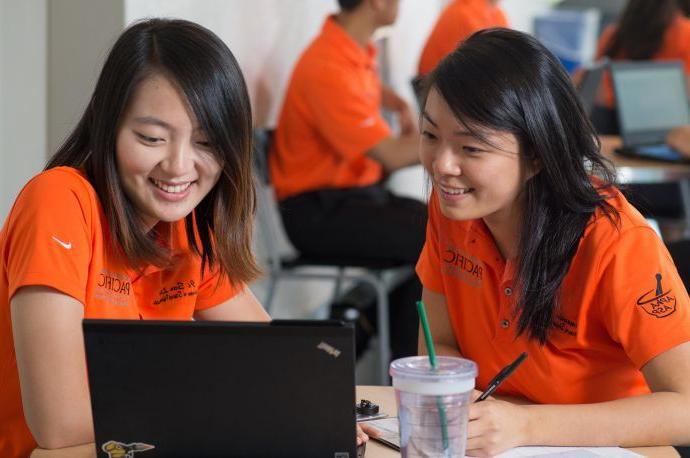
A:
[102,440,155,457]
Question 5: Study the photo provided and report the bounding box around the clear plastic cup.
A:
[390,356,477,458]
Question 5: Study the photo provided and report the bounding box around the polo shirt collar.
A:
[467,218,517,283]
[321,15,377,68]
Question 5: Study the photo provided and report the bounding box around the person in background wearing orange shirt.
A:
[417,29,690,456]
[417,0,508,76]
[596,0,690,110]
[0,19,374,457]
[270,0,425,360]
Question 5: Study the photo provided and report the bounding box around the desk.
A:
[599,136,690,184]
[32,385,679,458]
[356,385,679,458]
[599,136,690,236]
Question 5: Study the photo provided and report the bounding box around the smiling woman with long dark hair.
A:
[417,28,690,456]
[0,19,271,457]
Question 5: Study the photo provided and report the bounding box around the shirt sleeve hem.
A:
[633,335,690,370]
[9,274,86,306]
[194,285,243,311]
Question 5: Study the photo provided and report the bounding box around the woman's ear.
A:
[523,154,542,181]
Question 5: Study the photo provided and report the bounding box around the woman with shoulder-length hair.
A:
[0,18,272,456]
[596,0,690,108]
[417,28,690,456]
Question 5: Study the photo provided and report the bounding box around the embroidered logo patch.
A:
[636,273,676,318]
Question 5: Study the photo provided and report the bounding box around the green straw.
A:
[416,300,450,454]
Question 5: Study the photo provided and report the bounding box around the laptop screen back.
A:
[84,319,357,458]
[611,62,690,145]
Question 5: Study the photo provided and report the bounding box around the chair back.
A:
[252,129,294,273]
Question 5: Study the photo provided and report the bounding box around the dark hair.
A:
[680,0,690,16]
[423,28,618,343]
[338,0,364,11]
[603,0,680,60]
[47,18,260,285]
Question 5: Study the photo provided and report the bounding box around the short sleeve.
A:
[598,227,690,368]
[194,265,244,311]
[416,192,445,294]
[301,67,390,160]
[5,170,93,304]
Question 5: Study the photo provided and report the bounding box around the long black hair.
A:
[603,0,682,60]
[47,18,259,284]
[424,28,619,343]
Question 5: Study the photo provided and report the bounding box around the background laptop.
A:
[84,319,358,458]
[576,57,608,116]
[611,61,690,162]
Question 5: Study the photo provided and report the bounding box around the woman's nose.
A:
[434,145,461,176]
[161,141,193,175]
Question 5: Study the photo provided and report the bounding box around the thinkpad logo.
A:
[317,341,341,358]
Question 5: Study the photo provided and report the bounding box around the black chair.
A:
[252,129,412,384]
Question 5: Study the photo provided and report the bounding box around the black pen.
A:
[475,352,528,402]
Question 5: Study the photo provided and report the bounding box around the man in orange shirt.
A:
[418,0,508,76]
[270,0,424,359]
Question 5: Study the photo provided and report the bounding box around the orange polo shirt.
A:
[0,167,241,457]
[596,13,690,107]
[418,0,508,76]
[269,15,391,201]
[416,187,690,404]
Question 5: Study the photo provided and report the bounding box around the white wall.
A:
[0,0,47,220]
[48,0,124,153]
[502,0,558,32]
[125,0,339,128]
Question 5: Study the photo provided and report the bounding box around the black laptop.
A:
[611,61,690,163]
[83,319,358,458]
[576,57,608,116]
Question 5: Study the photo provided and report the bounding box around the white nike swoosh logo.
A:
[52,236,72,250]
[359,117,376,127]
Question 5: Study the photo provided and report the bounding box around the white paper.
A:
[365,418,642,457]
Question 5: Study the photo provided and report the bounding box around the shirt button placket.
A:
[499,286,512,331]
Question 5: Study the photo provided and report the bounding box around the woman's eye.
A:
[136,132,163,144]
[463,146,482,154]
[421,131,437,141]
[195,140,212,149]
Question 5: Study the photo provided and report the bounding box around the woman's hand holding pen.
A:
[466,399,531,457]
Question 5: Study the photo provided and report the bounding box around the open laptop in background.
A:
[84,319,359,458]
[611,61,690,162]
[576,57,608,116]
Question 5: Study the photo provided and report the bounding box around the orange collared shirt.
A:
[418,0,509,76]
[269,15,391,201]
[596,13,690,107]
[0,167,241,457]
[416,187,690,404]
